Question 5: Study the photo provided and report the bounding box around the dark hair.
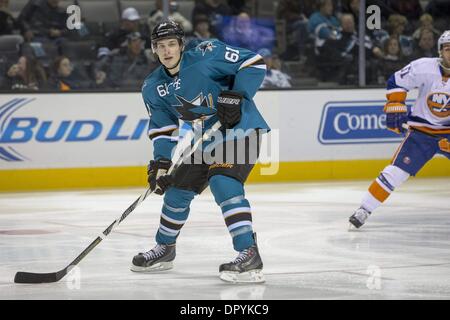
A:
[387,14,407,35]
[318,0,332,10]
[193,14,210,27]
[22,55,47,87]
[419,27,434,40]
[52,55,69,76]
[384,37,403,57]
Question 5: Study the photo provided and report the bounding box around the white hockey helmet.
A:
[438,30,450,53]
[438,30,450,70]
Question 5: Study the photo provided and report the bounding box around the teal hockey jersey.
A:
[141,39,270,160]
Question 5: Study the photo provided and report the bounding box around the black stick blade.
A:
[14,271,61,284]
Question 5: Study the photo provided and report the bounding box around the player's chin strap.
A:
[166,55,182,71]
[439,55,450,72]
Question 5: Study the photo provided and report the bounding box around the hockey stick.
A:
[14,121,222,284]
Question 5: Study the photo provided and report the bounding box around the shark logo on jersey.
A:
[196,41,216,56]
[426,92,450,118]
[173,93,216,121]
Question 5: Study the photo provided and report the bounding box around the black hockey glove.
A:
[216,90,243,129]
[147,159,173,195]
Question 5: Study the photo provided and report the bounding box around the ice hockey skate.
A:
[219,240,265,284]
[349,207,371,230]
[130,244,176,272]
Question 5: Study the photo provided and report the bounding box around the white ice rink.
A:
[1,178,449,300]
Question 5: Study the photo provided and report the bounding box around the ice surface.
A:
[1,178,449,299]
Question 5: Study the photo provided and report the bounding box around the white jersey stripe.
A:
[239,54,264,71]
[152,135,179,142]
[148,125,178,136]
[227,220,252,232]
[223,207,252,219]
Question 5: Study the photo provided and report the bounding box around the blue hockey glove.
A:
[384,102,408,134]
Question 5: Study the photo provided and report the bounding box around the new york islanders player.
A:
[349,30,450,229]
[130,21,270,283]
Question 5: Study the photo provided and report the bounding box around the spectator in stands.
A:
[5,55,47,90]
[192,14,214,40]
[94,68,107,88]
[342,0,360,25]
[0,59,7,89]
[192,0,232,39]
[301,0,319,17]
[388,0,423,22]
[49,55,93,91]
[98,32,157,90]
[103,7,147,53]
[0,0,19,35]
[276,0,307,29]
[368,0,399,45]
[148,0,193,35]
[185,15,214,50]
[338,14,383,58]
[412,13,441,41]
[258,48,291,89]
[425,0,450,30]
[373,14,415,57]
[222,11,275,53]
[18,0,70,42]
[388,14,415,57]
[320,14,382,84]
[367,0,397,21]
[195,14,214,39]
[308,0,340,56]
[378,36,406,83]
[276,0,309,60]
[412,28,436,60]
[227,0,248,15]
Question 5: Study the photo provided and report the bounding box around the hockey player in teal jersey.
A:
[131,21,270,283]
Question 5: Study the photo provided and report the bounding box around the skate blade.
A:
[348,217,364,231]
[348,222,360,231]
[130,261,173,273]
[219,270,265,284]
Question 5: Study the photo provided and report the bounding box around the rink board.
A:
[0,158,448,191]
[0,90,448,191]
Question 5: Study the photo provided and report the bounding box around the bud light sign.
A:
[318,101,411,144]
[0,96,150,165]
[0,98,34,161]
